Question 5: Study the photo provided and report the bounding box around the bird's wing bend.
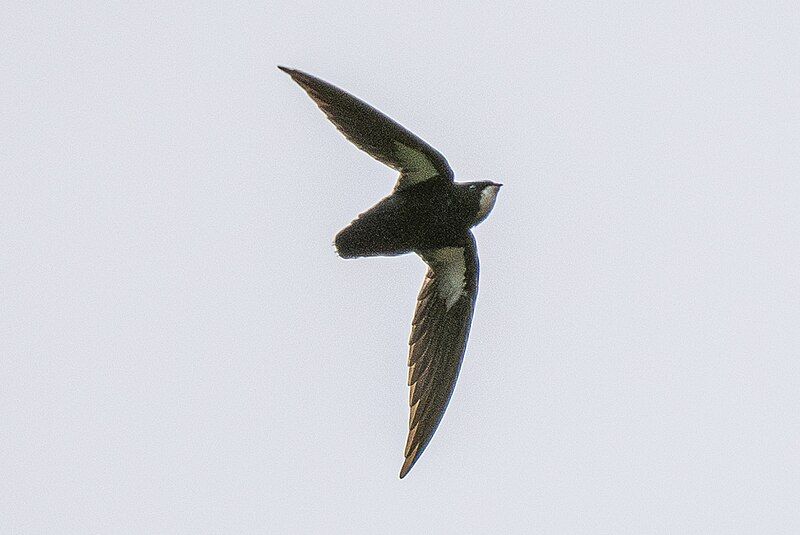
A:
[401,232,479,478]
[279,66,454,191]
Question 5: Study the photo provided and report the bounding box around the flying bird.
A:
[279,66,501,478]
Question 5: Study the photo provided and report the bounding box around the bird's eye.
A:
[469,184,477,190]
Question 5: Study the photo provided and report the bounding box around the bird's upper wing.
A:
[279,66,454,191]
[400,232,479,478]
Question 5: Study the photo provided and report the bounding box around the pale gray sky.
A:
[3,2,799,533]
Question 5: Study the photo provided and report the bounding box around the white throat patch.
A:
[474,186,499,224]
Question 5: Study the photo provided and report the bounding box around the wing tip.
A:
[278,65,309,80]
[399,458,414,479]
[399,442,422,479]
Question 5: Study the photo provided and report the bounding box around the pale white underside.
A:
[393,141,439,189]
[422,247,467,310]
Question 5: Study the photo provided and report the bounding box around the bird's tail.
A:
[334,219,411,259]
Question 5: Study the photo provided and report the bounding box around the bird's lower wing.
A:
[401,233,479,478]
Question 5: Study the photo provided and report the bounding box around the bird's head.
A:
[461,181,502,226]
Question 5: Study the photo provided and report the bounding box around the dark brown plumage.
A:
[280,66,500,477]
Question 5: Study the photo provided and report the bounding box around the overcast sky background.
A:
[3,2,799,533]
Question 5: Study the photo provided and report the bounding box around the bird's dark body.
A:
[335,178,478,258]
[280,66,501,478]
